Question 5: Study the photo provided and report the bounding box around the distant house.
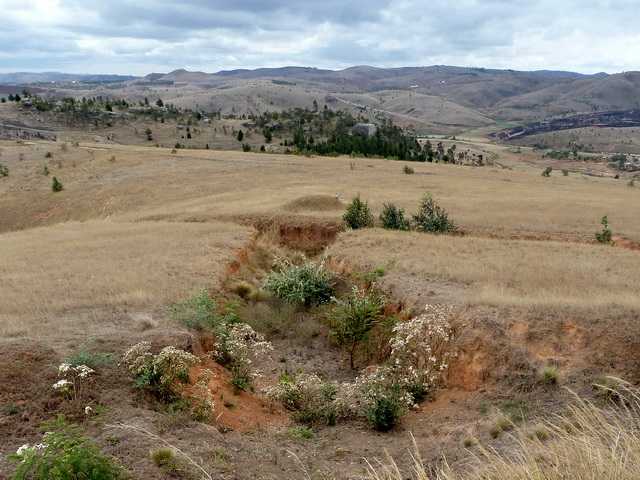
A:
[351,123,377,137]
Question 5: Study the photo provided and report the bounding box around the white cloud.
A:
[0,0,638,74]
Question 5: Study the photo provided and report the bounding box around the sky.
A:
[1,0,639,75]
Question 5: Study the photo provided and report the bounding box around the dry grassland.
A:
[330,229,640,310]
[1,141,639,241]
[0,220,249,342]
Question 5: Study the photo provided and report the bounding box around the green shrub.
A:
[9,417,126,480]
[170,289,219,330]
[541,366,559,385]
[45,151,53,159]
[413,194,455,233]
[0,163,8,177]
[265,259,334,306]
[541,166,552,177]
[595,215,612,244]
[42,165,49,176]
[65,350,113,369]
[267,373,341,426]
[403,165,414,174]
[366,389,404,432]
[379,203,410,231]
[51,177,63,192]
[288,426,314,440]
[329,287,385,369]
[343,196,374,229]
[150,447,175,467]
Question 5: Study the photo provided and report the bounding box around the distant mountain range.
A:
[2,66,640,129]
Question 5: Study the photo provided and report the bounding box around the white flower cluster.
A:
[213,323,273,383]
[267,305,455,426]
[191,369,216,421]
[121,342,200,396]
[52,362,95,401]
[387,304,455,393]
[15,442,46,459]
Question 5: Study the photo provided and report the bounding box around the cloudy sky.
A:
[2,0,639,75]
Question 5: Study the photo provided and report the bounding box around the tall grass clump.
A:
[265,258,334,306]
[365,380,640,480]
[380,203,410,231]
[413,194,455,233]
[343,195,374,229]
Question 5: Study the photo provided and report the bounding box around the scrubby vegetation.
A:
[0,163,8,177]
[380,203,410,231]
[595,215,613,244]
[329,287,386,369]
[264,258,335,306]
[51,176,63,192]
[9,417,127,480]
[413,194,455,233]
[343,196,374,229]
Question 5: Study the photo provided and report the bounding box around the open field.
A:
[1,138,640,479]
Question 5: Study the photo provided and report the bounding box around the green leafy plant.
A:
[288,426,314,440]
[51,176,63,192]
[0,163,8,177]
[329,287,385,369]
[65,350,113,369]
[413,194,455,233]
[343,195,374,229]
[170,289,220,330]
[403,165,414,174]
[265,258,334,306]
[541,166,553,177]
[9,417,127,480]
[595,215,612,244]
[379,203,410,231]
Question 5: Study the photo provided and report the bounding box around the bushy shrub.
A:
[413,194,455,233]
[541,166,552,177]
[403,165,414,174]
[265,258,334,306]
[10,417,126,480]
[266,373,344,426]
[343,196,374,229]
[52,177,63,192]
[379,203,410,231]
[329,287,385,369]
[122,342,199,401]
[0,163,8,177]
[170,289,220,330]
[595,215,612,244]
[212,323,272,391]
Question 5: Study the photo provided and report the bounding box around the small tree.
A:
[0,163,8,177]
[237,130,244,142]
[343,196,374,229]
[413,194,455,233]
[595,215,612,244]
[52,177,63,192]
[379,203,409,230]
[263,128,272,143]
[156,98,164,107]
[541,167,552,177]
[329,288,385,369]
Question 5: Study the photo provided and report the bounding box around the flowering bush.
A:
[214,323,272,391]
[122,342,199,401]
[10,417,126,480]
[265,258,335,306]
[267,304,455,431]
[52,363,95,405]
[266,374,345,425]
[190,369,215,421]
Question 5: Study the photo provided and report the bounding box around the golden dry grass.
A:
[367,382,640,480]
[0,220,249,342]
[1,140,639,241]
[330,229,640,310]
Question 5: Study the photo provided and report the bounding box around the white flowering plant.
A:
[190,369,216,422]
[213,323,273,391]
[267,304,455,431]
[10,417,126,479]
[52,362,95,405]
[122,342,200,401]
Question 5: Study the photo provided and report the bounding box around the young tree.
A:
[52,177,64,192]
[237,130,244,142]
[156,98,164,107]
